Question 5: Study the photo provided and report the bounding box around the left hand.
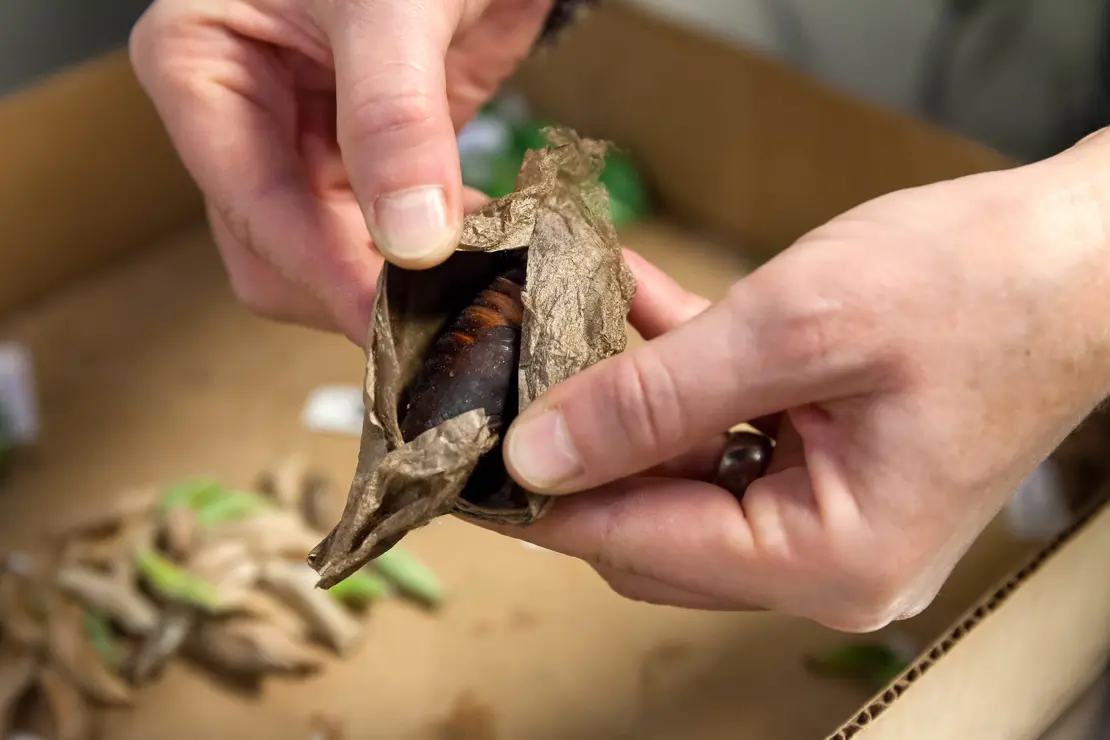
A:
[488,131,1110,632]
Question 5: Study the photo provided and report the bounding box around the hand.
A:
[494,132,1110,632]
[129,0,554,344]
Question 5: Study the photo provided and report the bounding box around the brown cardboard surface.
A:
[0,50,204,318]
[0,223,1043,740]
[511,2,1017,261]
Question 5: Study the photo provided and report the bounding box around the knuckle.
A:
[607,352,687,461]
[342,80,437,143]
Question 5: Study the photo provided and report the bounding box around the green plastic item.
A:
[372,548,443,608]
[804,642,911,692]
[133,547,224,612]
[328,570,394,607]
[600,151,651,227]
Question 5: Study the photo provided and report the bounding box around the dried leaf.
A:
[38,666,92,740]
[254,454,309,511]
[183,540,259,609]
[234,591,310,642]
[162,506,198,560]
[189,618,326,676]
[45,599,131,706]
[0,643,37,734]
[55,566,158,636]
[259,562,361,656]
[126,607,194,684]
[300,473,333,533]
[0,569,47,649]
[203,510,320,561]
[311,130,634,586]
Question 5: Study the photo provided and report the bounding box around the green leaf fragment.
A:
[193,490,275,527]
[133,547,224,612]
[328,571,394,607]
[159,478,274,526]
[84,609,126,669]
[805,642,911,692]
[372,548,443,608]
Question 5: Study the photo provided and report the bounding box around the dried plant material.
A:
[254,454,309,510]
[38,666,92,740]
[300,473,333,533]
[234,591,310,642]
[259,562,361,656]
[311,130,635,587]
[0,570,47,649]
[55,567,157,636]
[372,549,442,608]
[45,599,131,706]
[204,510,320,561]
[182,540,259,609]
[0,644,37,734]
[126,606,194,684]
[189,618,326,676]
[133,547,224,612]
[162,506,198,560]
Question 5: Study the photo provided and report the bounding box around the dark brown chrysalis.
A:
[714,431,773,501]
[399,266,528,509]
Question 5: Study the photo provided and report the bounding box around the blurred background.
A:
[2,0,1109,162]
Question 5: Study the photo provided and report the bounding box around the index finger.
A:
[130,2,380,340]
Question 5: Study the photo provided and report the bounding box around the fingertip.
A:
[502,407,585,495]
[369,185,462,269]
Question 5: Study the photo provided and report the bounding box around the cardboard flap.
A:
[0,51,203,317]
[512,1,1016,258]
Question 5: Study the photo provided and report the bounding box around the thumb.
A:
[324,1,464,269]
[503,268,881,493]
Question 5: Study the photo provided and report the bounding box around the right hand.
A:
[129,0,556,344]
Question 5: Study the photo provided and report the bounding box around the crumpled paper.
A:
[309,129,636,588]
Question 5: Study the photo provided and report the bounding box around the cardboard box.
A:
[1,3,1106,738]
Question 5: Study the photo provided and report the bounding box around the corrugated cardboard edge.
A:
[831,490,1110,739]
[0,49,204,317]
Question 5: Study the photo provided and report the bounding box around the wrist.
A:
[1014,130,1110,403]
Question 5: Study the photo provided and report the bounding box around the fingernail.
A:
[372,186,458,266]
[506,410,583,490]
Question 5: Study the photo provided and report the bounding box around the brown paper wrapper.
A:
[309,129,636,587]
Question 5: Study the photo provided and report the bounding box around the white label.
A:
[301,385,365,436]
[0,343,39,445]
